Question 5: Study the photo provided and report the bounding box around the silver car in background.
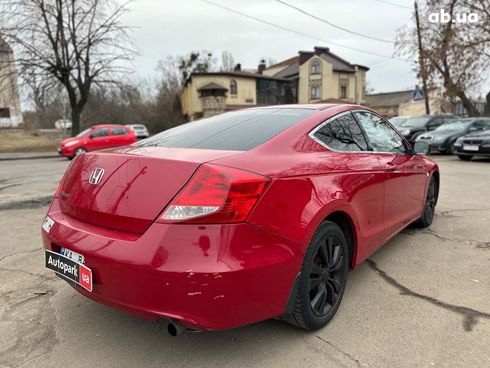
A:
[126,124,149,139]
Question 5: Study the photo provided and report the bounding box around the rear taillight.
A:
[158,164,270,224]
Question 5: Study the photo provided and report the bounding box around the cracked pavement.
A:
[0,155,489,368]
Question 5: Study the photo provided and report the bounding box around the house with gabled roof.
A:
[263,46,368,105]
[181,46,368,120]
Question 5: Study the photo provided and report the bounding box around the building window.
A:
[230,79,237,95]
[311,85,321,100]
[310,59,321,75]
[0,108,10,118]
[340,78,348,99]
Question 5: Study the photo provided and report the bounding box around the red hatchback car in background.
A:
[58,124,138,159]
[43,105,439,335]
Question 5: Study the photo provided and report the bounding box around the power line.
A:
[200,0,408,63]
[375,0,411,10]
[275,0,393,44]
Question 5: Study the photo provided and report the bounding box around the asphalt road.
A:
[0,155,489,368]
[0,157,69,209]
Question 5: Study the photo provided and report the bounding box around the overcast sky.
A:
[123,0,418,93]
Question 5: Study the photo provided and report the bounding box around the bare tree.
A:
[177,51,216,85]
[220,51,235,71]
[21,68,60,129]
[396,0,490,116]
[0,0,135,135]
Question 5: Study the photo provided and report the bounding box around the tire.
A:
[74,147,87,156]
[414,176,437,228]
[458,155,472,161]
[448,143,456,155]
[288,221,349,330]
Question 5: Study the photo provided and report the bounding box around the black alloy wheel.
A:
[308,236,345,317]
[288,221,348,330]
[415,176,437,228]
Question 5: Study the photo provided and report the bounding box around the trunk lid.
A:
[58,146,240,233]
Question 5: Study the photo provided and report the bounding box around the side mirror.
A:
[413,142,430,155]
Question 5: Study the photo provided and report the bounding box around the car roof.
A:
[249,103,358,111]
[92,124,127,128]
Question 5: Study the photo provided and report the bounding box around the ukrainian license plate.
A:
[464,145,479,151]
[45,250,93,292]
[60,247,85,264]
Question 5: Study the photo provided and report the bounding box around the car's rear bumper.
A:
[42,199,302,330]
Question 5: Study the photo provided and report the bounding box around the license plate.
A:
[464,145,479,151]
[45,250,93,292]
[60,247,85,264]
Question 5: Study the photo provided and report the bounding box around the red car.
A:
[58,124,137,159]
[42,105,438,335]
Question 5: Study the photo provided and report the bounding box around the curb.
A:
[0,154,60,161]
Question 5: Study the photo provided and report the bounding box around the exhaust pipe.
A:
[167,320,185,337]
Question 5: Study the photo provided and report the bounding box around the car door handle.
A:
[385,162,397,172]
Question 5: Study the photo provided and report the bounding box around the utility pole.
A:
[414,0,430,115]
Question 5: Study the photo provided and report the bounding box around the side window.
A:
[354,111,407,153]
[428,117,443,128]
[310,59,321,75]
[111,127,128,136]
[90,128,109,138]
[230,79,237,95]
[313,113,369,152]
[339,78,348,99]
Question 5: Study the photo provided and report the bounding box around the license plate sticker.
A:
[45,250,93,292]
[42,216,55,233]
[60,247,85,264]
[464,145,479,151]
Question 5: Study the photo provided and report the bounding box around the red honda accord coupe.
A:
[42,104,438,335]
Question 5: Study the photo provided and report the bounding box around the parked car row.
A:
[416,118,490,156]
[390,115,490,161]
[395,115,458,145]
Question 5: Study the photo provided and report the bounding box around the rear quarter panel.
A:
[245,150,386,267]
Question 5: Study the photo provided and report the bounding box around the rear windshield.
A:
[135,108,316,151]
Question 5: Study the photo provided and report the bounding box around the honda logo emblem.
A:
[89,168,105,185]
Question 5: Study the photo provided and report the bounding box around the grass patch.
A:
[0,131,60,153]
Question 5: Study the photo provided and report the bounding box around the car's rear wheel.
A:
[288,221,348,330]
[458,155,472,161]
[414,176,437,228]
